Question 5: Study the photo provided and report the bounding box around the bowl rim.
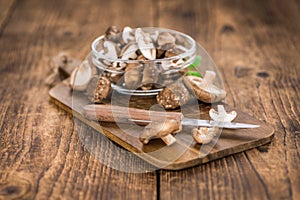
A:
[90,27,197,63]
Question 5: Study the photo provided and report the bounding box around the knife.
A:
[83,104,259,129]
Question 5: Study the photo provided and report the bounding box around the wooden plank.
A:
[0,0,15,32]
[158,0,300,199]
[0,0,157,199]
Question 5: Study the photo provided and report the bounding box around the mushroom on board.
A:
[209,105,237,122]
[69,60,93,91]
[157,79,192,109]
[192,127,219,144]
[140,119,182,146]
[184,71,226,103]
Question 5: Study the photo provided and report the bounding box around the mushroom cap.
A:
[184,75,226,103]
[192,127,219,144]
[69,60,93,91]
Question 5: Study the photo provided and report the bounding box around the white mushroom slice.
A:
[150,30,159,42]
[184,70,226,103]
[192,127,219,144]
[119,42,139,60]
[157,32,176,47]
[209,105,237,122]
[69,60,93,91]
[122,26,135,44]
[100,41,118,60]
[139,119,182,146]
[135,28,156,60]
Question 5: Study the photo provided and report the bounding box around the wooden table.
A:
[0,0,299,199]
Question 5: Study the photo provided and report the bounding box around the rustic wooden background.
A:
[0,0,299,199]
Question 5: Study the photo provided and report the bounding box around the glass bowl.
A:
[89,27,200,95]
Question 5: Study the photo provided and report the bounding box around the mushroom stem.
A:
[139,119,182,145]
[161,134,177,146]
[203,71,216,86]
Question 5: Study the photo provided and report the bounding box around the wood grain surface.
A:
[0,0,299,199]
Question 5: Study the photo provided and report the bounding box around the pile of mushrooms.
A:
[96,26,189,91]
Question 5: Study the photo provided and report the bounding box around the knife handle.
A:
[83,104,183,125]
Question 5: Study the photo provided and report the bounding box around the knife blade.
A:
[83,104,259,129]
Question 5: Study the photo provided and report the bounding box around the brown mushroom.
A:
[93,76,112,103]
[157,79,191,109]
[85,75,112,103]
[105,26,121,43]
[124,64,144,89]
[139,119,182,146]
[192,127,219,144]
[141,63,159,90]
[45,52,81,87]
[157,32,176,49]
[184,71,226,103]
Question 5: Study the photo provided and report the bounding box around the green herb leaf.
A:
[189,55,202,69]
[186,71,202,77]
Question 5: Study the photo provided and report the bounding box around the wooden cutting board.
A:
[49,82,274,170]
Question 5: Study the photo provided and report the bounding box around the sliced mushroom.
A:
[184,71,226,103]
[192,127,219,144]
[90,76,112,103]
[122,26,135,44]
[150,30,160,43]
[135,28,156,60]
[209,105,237,122]
[141,63,159,90]
[157,32,176,49]
[108,61,126,72]
[100,40,119,60]
[140,119,182,146]
[85,76,99,102]
[119,41,139,60]
[104,72,122,84]
[124,64,144,89]
[105,26,121,43]
[160,51,185,70]
[69,60,93,91]
[157,79,191,109]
